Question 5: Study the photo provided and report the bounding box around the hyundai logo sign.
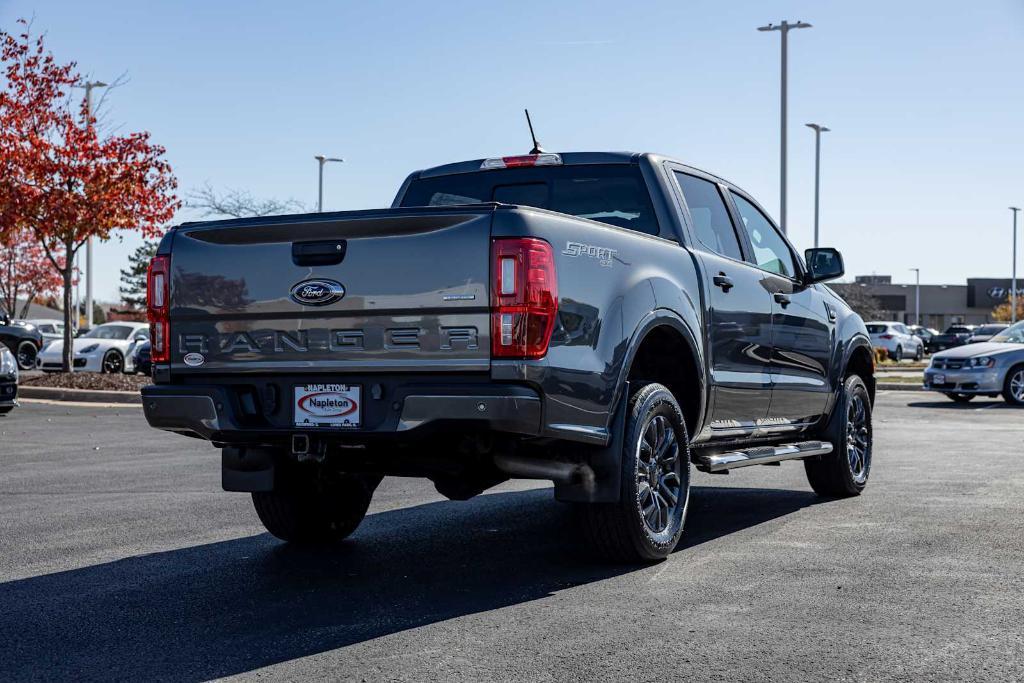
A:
[988,286,1024,301]
[290,279,345,306]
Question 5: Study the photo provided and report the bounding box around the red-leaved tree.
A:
[0,225,64,318]
[0,20,179,370]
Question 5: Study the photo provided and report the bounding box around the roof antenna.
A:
[525,108,545,154]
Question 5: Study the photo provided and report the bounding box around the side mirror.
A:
[803,247,844,284]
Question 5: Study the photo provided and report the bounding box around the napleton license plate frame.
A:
[293,383,361,429]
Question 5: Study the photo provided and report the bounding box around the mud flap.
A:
[554,381,628,503]
[222,446,276,492]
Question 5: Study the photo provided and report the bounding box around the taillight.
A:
[147,255,170,363]
[480,153,562,170]
[491,238,558,359]
[879,334,893,340]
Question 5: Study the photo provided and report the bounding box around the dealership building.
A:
[830,276,1022,330]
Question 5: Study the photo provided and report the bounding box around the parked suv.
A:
[141,151,875,561]
[866,321,924,361]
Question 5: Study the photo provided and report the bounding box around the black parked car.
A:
[128,339,152,376]
[0,313,44,371]
[928,325,976,353]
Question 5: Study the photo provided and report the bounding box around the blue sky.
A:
[3,0,1023,300]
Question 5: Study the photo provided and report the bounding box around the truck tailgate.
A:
[167,208,493,374]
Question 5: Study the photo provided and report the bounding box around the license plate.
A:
[294,384,361,428]
[932,374,945,385]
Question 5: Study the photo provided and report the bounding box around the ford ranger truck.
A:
[142,152,875,562]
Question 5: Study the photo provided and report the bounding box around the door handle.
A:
[713,274,734,292]
[773,292,791,307]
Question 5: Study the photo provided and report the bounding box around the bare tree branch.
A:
[186,182,307,218]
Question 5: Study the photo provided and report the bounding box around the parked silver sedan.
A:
[924,320,1024,405]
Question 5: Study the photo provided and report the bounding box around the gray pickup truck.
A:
[143,151,875,561]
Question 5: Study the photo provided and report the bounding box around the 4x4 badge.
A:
[290,279,345,306]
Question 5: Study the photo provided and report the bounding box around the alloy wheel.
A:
[635,414,683,534]
[1010,369,1024,403]
[16,341,37,371]
[103,352,123,374]
[846,393,871,484]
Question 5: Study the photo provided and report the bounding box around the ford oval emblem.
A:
[290,279,345,306]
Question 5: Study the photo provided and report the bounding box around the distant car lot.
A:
[1,393,1022,680]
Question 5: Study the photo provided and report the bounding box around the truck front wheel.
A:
[252,471,381,543]
[805,374,872,497]
[579,382,691,562]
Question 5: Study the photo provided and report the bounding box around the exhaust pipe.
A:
[493,452,594,489]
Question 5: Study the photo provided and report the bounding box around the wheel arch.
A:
[610,309,707,438]
[842,336,876,405]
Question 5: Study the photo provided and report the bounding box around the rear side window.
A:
[401,165,660,236]
[866,325,887,334]
[673,172,743,261]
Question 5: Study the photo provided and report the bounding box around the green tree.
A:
[119,241,159,309]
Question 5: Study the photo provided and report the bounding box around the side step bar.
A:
[695,441,833,473]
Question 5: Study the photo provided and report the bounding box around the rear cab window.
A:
[866,325,888,334]
[400,165,661,237]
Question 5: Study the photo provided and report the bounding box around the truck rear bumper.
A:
[141,381,542,444]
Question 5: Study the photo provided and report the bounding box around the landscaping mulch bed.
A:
[19,372,150,392]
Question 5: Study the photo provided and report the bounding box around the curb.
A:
[18,385,142,404]
[877,383,925,392]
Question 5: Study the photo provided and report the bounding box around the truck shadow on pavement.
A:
[0,484,823,681]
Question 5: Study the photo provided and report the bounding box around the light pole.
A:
[758,20,812,235]
[315,155,344,212]
[79,80,107,330]
[910,268,920,326]
[805,123,829,248]
[1011,207,1020,324]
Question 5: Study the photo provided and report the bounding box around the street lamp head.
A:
[1010,206,1021,212]
[315,155,344,164]
[93,81,108,88]
[758,20,812,32]
[805,123,830,133]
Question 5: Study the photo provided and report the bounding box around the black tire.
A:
[1002,364,1024,406]
[101,350,123,374]
[15,340,37,371]
[0,406,13,414]
[943,392,975,403]
[914,344,924,361]
[805,374,872,497]
[252,471,379,543]
[891,346,903,362]
[579,382,691,562]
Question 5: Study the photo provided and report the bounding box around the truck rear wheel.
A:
[252,471,381,543]
[579,382,691,563]
[805,374,872,497]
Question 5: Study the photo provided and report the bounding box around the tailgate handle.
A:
[292,240,347,266]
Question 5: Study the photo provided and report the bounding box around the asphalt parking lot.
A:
[1,392,1022,681]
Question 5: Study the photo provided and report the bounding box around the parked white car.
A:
[37,322,149,373]
[866,321,924,361]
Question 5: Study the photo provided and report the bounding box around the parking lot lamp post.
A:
[79,80,107,331]
[805,123,829,248]
[1011,207,1020,324]
[758,20,812,235]
[315,155,345,212]
[910,268,920,326]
